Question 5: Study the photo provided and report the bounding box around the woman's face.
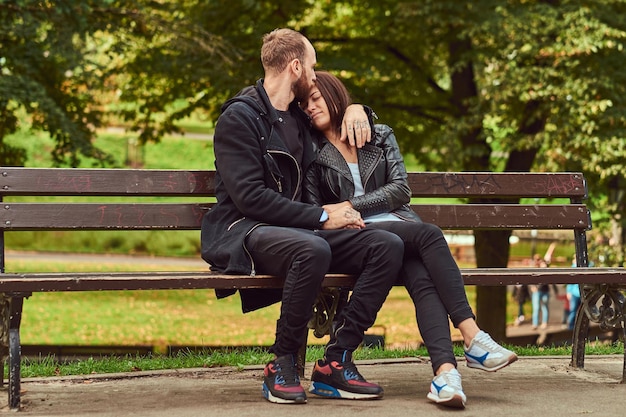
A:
[304,86,331,132]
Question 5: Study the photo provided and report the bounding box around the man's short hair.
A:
[261,28,307,74]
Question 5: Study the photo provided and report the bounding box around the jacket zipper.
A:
[267,149,300,200]
[227,218,262,276]
[361,152,383,190]
[227,217,245,231]
[243,223,267,277]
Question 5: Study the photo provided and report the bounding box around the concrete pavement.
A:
[5,355,624,416]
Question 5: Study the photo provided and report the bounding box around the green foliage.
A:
[104,0,313,144]
[5,0,626,206]
[0,0,118,166]
[5,0,626,337]
[303,1,626,199]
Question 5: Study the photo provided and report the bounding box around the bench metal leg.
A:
[570,304,590,369]
[300,289,349,377]
[7,296,24,411]
[0,295,9,390]
[622,325,626,384]
[9,327,21,410]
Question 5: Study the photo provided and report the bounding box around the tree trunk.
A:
[474,229,511,341]
[474,100,544,340]
[448,35,512,339]
[448,38,547,341]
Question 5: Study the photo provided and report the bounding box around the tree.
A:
[2,1,101,165]
[0,0,299,165]
[300,0,626,339]
[105,0,315,144]
[5,0,626,338]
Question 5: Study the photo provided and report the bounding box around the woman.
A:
[302,71,517,409]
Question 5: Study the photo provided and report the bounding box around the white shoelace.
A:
[475,331,500,350]
[442,369,463,391]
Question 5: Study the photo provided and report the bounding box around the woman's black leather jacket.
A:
[303,124,421,222]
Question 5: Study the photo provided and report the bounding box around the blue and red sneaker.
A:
[309,352,383,400]
[262,354,307,404]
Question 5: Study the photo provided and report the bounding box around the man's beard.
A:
[293,72,311,103]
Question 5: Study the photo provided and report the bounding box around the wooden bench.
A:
[1,167,625,410]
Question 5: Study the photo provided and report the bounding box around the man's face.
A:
[293,41,317,102]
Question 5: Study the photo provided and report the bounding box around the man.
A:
[201,28,403,404]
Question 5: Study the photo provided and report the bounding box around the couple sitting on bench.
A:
[201,28,517,409]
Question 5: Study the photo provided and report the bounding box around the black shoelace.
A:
[275,357,301,385]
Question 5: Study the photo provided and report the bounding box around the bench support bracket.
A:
[573,283,626,383]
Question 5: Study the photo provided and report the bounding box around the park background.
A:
[2,1,626,353]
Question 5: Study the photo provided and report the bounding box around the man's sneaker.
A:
[309,354,383,399]
[464,330,518,372]
[426,368,466,408]
[262,354,307,404]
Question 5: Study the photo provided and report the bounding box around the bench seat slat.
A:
[0,203,589,230]
[2,268,625,292]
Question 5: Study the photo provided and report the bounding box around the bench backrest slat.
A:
[0,168,591,233]
[0,203,590,231]
[1,168,586,199]
[408,172,587,199]
[0,168,215,196]
[0,203,209,230]
[415,204,589,230]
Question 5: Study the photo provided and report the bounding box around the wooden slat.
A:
[0,203,210,230]
[0,272,286,292]
[407,172,587,199]
[0,203,589,231]
[0,168,216,196]
[460,267,626,285]
[413,204,590,230]
[0,168,586,199]
[1,268,625,293]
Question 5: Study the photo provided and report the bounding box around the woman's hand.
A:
[321,202,364,229]
[340,104,371,148]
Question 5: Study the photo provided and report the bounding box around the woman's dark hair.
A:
[314,71,352,135]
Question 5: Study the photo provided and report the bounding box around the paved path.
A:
[4,356,624,416]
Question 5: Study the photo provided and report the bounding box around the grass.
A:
[10,258,437,349]
[19,343,626,379]
[8,256,614,380]
[13,256,534,351]
[4,129,216,170]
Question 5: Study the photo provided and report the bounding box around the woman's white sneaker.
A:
[464,330,518,371]
[427,368,466,408]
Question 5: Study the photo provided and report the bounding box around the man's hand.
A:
[320,203,364,229]
[340,104,371,148]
